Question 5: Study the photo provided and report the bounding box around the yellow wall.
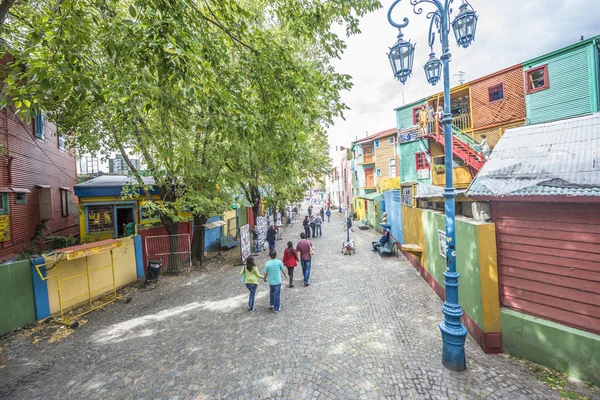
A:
[44,237,138,315]
[430,142,473,189]
[373,134,397,181]
[379,178,401,192]
[223,210,236,235]
[477,223,501,332]
[401,205,426,268]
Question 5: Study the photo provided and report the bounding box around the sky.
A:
[327,0,600,154]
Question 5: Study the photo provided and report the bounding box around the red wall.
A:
[494,201,600,335]
[138,221,192,271]
[0,107,79,261]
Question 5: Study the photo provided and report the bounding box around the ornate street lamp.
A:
[452,1,478,48]
[388,31,415,84]
[424,50,442,85]
[386,0,479,372]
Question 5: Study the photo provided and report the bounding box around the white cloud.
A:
[327,0,600,154]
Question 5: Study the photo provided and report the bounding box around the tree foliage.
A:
[0,0,381,258]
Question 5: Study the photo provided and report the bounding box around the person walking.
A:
[326,208,331,222]
[276,218,284,240]
[315,214,322,237]
[266,224,276,252]
[308,205,313,217]
[309,214,316,238]
[282,241,299,288]
[240,256,263,311]
[320,207,325,221]
[295,233,314,287]
[303,215,311,238]
[263,251,287,313]
[251,225,260,253]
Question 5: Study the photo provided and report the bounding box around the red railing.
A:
[425,123,484,176]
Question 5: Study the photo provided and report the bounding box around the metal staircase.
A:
[424,123,485,176]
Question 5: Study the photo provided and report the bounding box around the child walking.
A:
[263,251,287,313]
[240,256,263,311]
[282,241,299,288]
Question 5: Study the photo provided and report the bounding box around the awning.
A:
[203,220,227,230]
[359,192,383,201]
[35,184,51,189]
[11,188,31,193]
[60,187,72,191]
[0,187,12,193]
[414,183,467,199]
[56,239,123,260]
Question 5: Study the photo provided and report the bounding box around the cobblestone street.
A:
[0,211,559,399]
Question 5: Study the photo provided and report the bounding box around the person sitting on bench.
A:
[372,230,390,251]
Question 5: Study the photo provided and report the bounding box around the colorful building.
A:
[467,113,600,385]
[350,128,398,222]
[523,35,600,125]
[0,104,78,262]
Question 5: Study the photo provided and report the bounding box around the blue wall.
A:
[204,216,223,251]
[384,190,404,244]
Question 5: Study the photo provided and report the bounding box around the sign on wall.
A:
[240,224,251,263]
[438,229,447,259]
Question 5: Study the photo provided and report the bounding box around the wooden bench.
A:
[400,244,423,255]
[219,235,240,250]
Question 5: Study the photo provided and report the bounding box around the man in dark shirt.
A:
[372,230,390,251]
[303,215,311,238]
[295,232,314,287]
[251,225,260,253]
[266,224,276,252]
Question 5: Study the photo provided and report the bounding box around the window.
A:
[412,106,421,124]
[389,158,397,178]
[374,140,380,148]
[35,112,45,140]
[0,193,9,214]
[58,133,66,151]
[488,83,504,102]
[376,169,381,177]
[16,193,27,204]
[401,186,413,207]
[525,65,549,94]
[415,152,430,170]
[388,137,394,145]
[87,204,114,233]
[60,189,70,217]
[37,186,53,220]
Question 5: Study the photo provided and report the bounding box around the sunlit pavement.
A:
[0,211,558,399]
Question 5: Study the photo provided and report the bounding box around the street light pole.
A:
[386,0,478,372]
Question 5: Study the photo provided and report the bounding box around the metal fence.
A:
[226,217,238,238]
[145,234,192,274]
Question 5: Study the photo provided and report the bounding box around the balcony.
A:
[357,153,374,166]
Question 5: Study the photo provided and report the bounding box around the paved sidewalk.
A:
[0,210,558,399]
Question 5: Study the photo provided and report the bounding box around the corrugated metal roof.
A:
[75,175,156,188]
[467,113,600,198]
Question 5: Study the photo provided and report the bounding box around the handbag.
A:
[240,267,246,284]
[309,243,315,256]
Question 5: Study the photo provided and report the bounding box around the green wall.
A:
[0,260,37,335]
[502,309,600,385]
[525,42,600,125]
[395,99,424,129]
[399,140,431,185]
[422,211,483,328]
[238,205,248,229]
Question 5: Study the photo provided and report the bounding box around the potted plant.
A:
[433,164,446,174]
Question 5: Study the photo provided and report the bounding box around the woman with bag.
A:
[282,241,299,288]
[240,255,263,311]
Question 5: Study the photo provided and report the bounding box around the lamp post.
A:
[386,0,478,372]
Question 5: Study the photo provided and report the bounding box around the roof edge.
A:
[523,35,600,66]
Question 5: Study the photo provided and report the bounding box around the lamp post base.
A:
[439,320,468,371]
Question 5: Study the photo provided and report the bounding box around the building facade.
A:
[0,107,79,261]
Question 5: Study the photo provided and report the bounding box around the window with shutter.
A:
[38,187,53,220]
[35,113,45,140]
[60,189,69,217]
[67,191,77,215]
[0,193,9,214]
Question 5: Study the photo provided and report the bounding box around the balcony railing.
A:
[363,153,374,163]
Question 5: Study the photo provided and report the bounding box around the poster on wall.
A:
[256,216,268,245]
[240,224,251,263]
[438,229,447,259]
[0,215,9,241]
